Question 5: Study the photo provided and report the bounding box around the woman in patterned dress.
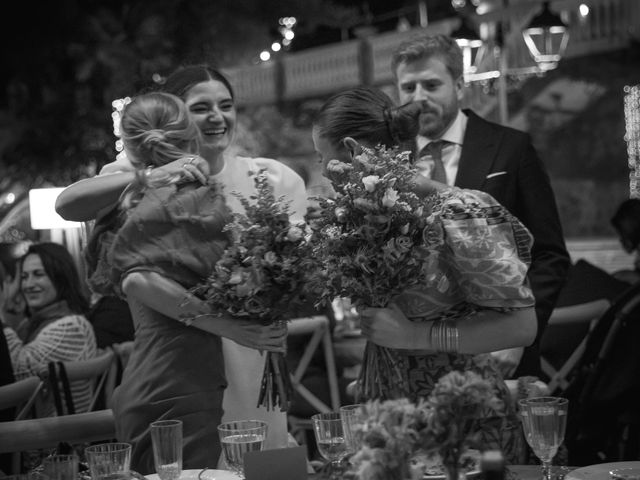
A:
[312,86,535,463]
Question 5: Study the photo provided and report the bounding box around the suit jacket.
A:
[454,109,571,377]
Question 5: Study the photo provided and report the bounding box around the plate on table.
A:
[145,469,240,480]
[565,462,640,480]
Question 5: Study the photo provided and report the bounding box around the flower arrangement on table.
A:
[191,169,312,411]
[307,144,438,398]
[350,371,501,480]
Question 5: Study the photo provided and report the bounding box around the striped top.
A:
[4,314,97,416]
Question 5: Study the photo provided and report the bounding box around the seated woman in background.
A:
[2,242,97,417]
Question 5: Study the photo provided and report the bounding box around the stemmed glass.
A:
[217,420,268,479]
[311,412,350,480]
[518,397,569,480]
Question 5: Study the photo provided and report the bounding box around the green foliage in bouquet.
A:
[307,145,433,309]
[193,170,311,323]
[191,169,312,411]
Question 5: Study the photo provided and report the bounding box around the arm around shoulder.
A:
[56,171,136,222]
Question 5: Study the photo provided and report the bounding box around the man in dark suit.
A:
[391,34,571,377]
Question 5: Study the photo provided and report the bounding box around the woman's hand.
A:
[215,317,287,353]
[150,155,210,186]
[359,304,426,350]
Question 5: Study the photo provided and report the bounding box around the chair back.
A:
[41,348,116,414]
[540,298,610,394]
[287,315,341,413]
[0,409,116,454]
[287,315,342,447]
[0,376,44,420]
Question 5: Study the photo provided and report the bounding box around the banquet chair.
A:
[0,376,44,421]
[539,298,610,394]
[286,315,341,445]
[41,348,117,415]
[0,409,117,457]
[103,341,134,409]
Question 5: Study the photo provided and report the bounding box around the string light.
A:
[111,97,132,160]
[624,85,640,198]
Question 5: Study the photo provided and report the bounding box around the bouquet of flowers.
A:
[350,398,430,480]
[419,370,503,480]
[192,170,311,411]
[350,371,500,480]
[307,145,435,398]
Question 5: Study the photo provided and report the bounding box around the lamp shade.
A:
[29,188,81,230]
[522,1,569,68]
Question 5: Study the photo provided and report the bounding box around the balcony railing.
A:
[222,0,639,108]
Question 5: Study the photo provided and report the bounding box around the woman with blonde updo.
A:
[56,65,307,472]
[94,91,286,473]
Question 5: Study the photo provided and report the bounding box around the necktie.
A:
[420,141,447,184]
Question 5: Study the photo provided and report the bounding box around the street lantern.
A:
[451,19,487,81]
[522,1,570,70]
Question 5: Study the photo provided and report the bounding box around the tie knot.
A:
[421,140,445,157]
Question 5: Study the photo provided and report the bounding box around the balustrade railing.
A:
[222,0,639,108]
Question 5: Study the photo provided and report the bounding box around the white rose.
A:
[381,188,399,208]
[362,175,380,192]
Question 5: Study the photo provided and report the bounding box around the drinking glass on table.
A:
[217,420,268,479]
[518,397,569,480]
[339,404,366,454]
[85,442,132,480]
[312,412,350,480]
[150,419,183,480]
[42,454,79,480]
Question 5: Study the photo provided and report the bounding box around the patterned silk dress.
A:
[359,187,535,463]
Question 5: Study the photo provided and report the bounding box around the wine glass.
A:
[339,404,366,454]
[518,396,569,480]
[217,420,268,479]
[311,412,350,480]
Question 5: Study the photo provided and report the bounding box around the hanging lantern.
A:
[522,1,569,70]
[451,18,487,81]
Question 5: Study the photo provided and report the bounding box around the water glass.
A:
[85,442,132,480]
[150,420,183,480]
[311,412,349,480]
[339,404,366,453]
[518,397,568,480]
[217,420,268,479]
[42,454,79,480]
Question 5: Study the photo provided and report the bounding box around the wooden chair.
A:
[286,315,341,446]
[0,409,117,455]
[0,376,44,421]
[540,298,611,394]
[41,348,117,414]
[103,341,134,409]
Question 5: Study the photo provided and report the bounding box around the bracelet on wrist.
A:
[429,319,459,353]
